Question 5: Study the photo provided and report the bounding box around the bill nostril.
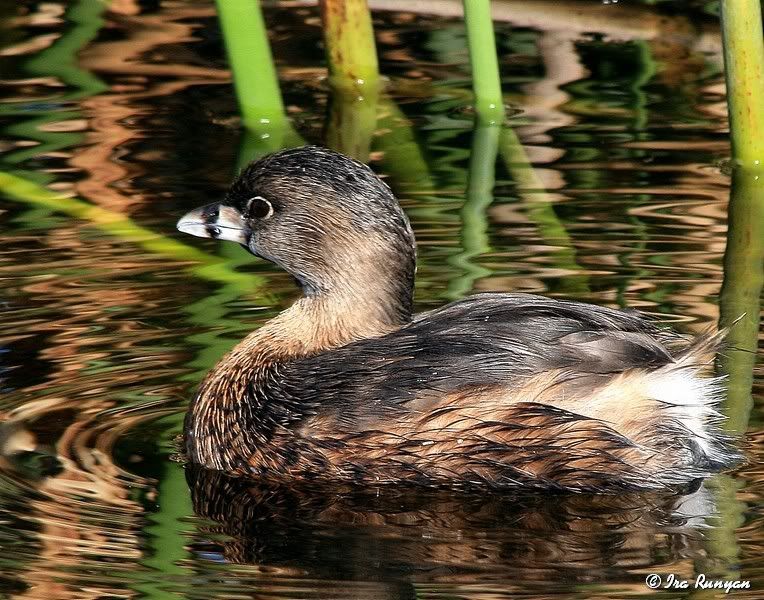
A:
[203,205,219,221]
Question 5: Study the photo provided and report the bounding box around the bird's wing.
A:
[279,293,687,428]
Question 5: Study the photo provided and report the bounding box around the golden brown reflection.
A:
[74,2,228,213]
[187,465,716,598]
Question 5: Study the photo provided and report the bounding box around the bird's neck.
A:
[221,266,415,373]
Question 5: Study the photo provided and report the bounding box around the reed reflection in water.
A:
[0,1,760,598]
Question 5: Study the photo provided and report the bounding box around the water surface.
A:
[0,1,761,598]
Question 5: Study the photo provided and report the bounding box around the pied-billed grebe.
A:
[177,145,737,492]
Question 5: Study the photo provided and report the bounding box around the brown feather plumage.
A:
[178,146,740,492]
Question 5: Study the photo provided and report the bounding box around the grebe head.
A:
[177,146,416,320]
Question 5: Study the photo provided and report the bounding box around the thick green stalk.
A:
[462,0,505,124]
[319,0,379,93]
[720,0,764,166]
[719,167,763,433]
[215,0,286,133]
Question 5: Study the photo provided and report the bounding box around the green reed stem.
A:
[719,167,764,433]
[0,171,260,291]
[23,0,107,97]
[498,128,589,296]
[326,85,380,161]
[446,124,500,299]
[136,463,193,600]
[720,0,764,167]
[3,0,107,166]
[374,99,434,191]
[215,0,286,133]
[462,0,505,125]
[704,474,746,582]
[236,124,305,172]
[319,0,379,92]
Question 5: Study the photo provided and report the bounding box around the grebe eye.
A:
[246,196,273,220]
